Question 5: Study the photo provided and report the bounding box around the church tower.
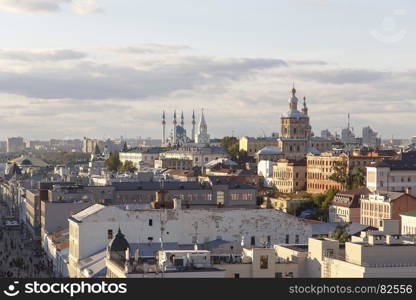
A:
[277,85,311,160]
[195,109,210,145]
[191,109,196,141]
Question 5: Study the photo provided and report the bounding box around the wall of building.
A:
[69,206,311,277]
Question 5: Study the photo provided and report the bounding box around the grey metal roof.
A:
[111,181,206,191]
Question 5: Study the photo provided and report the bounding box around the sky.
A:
[0,0,415,141]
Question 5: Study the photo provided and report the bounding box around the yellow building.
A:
[239,137,278,157]
[272,159,307,193]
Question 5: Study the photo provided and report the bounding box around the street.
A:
[0,201,52,278]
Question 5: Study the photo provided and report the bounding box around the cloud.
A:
[297,68,391,84]
[0,46,413,140]
[105,43,192,55]
[0,0,69,13]
[0,56,288,100]
[71,0,102,15]
[0,49,88,61]
[0,0,102,14]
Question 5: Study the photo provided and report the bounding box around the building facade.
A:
[329,187,370,223]
[360,192,416,228]
[68,204,312,277]
[272,159,307,193]
[366,160,416,197]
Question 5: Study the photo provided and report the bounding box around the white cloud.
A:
[0,0,102,14]
[0,0,69,13]
[104,43,192,55]
[0,45,414,140]
[71,0,102,15]
[0,48,87,61]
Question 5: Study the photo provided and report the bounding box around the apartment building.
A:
[119,147,165,170]
[161,146,228,167]
[306,152,344,194]
[68,203,311,277]
[329,187,370,223]
[401,210,416,234]
[360,192,416,228]
[366,160,416,197]
[272,159,307,193]
[276,220,416,277]
[239,137,279,157]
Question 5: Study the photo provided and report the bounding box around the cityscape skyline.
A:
[0,0,414,140]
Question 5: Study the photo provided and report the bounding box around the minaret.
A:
[180,110,184,127]
[191,109,196,141]
[162,111,166,144]
[173,110,177,144]
[302,96,308,115]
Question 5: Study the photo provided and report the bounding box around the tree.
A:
[220,137,239,160]
[120,160,137,173]
[105,152,122,172]
[349,167,366,190]
[329,159,348,189]
[330,223,349,242]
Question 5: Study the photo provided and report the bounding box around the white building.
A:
[195,110,210,145]
[257,160,273,187]
[366,160,416,197]
[401,210,416,234]
[68,203,312,277]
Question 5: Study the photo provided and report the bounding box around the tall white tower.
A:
[195,109,210,145]
[173,110,177,144]
[191,109,196,141]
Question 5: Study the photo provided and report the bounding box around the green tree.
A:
[120,160,137,173]
[329,159,348,189]
[105,152,122,172]
[220,136,239,160]
[330,223,349,242]
[349,167,366,189]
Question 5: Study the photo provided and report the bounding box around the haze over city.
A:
[0,0,415,140]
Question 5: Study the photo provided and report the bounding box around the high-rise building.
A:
[362,126,380,148]
[7,137,25,153]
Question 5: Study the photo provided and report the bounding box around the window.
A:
[149,219,153,226]
[275,272,283,278]
[234,273,240,279]
[295,234,299,244]
[267,236,271,244]
[148,237,153,242]
[251,236,255,246]
[285,235,289,244]
[217,191,225,205]
[107,229,113,240]
[260,255,269,269]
